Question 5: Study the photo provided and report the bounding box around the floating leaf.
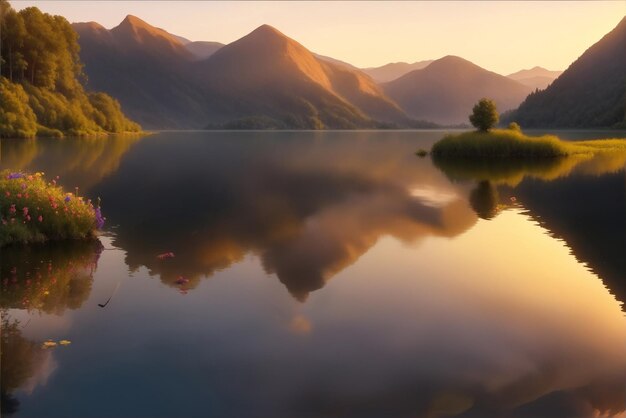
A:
[42,340,57,348]
[59,340,71,345]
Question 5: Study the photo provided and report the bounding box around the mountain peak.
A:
[110,14,191,59]
[118,14,151,29]
[431,55,474,67]
[251,24,283,36]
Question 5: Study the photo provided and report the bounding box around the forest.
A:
[0,0,140,138]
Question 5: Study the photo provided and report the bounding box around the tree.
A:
[469,98,499,132]
[0,0,11,77]
[3,9,26,81]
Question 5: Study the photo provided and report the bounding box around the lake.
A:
[2,130,626,418]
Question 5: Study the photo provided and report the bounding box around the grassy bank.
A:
[431,129,626,158]
[0,171,104,246]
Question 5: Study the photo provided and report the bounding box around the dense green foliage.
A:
[510,17,626,128]
[0,170,103,246]
[431,129,626,159]
[0,1,140,138]
[469,98,499,131]
[0,78,36,137]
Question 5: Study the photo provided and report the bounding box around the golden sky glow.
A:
[13,1,626,74]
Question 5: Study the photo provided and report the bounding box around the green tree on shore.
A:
[469,98,499,132]
[0,0,140,138]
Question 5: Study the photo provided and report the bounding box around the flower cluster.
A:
[1,170,105,246]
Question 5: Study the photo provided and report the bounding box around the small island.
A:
[0,170,104,246]
[430,98,626,159]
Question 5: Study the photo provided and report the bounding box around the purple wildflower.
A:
[95,207,105,230]
[7,173,24,179]
[64,195,71,203]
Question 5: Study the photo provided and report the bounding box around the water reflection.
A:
[432,151,626,186]
[89,131,477,299]
[1,240,103,314]
[0,135,142,192]
[513,170,626,303]
[1,131,626,417]
[431,146,626,304]
[1,319,53,417]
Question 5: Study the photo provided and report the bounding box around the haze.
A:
[12,0,625,74]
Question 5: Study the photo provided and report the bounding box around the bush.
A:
[507,122,521,132]
[0,170,104,246]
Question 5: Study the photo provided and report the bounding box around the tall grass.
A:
[431,129,626,158]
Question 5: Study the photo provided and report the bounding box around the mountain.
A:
[507,66,562,90]
[74,18,412,129]
[512,17,626,128]
[362,60,434,83]
[198,24,409,128]
[73,16,211,128]
[383,56,532,125]
[185,41,224,60]
[313,53,357,69]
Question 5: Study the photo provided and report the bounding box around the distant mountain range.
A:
[507,67,562,90]
[72,13,621,129]
[383,56,532,125]
[74,17,415,129]
[362,61,434,83]
[511,16,626,128]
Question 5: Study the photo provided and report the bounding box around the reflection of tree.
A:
[0,135,141,193]
[0,139,39,171]
[0,318,48,416]
[0,240,103,314]
[469,180,500,220]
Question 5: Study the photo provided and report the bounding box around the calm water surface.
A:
[1,131,626,418]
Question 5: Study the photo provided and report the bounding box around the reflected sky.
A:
[2,131,626,417]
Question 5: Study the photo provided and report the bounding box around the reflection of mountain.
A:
[0,240,103,314]
[92,132,476,300]
[0,135,141,192]
[512,171,626,303]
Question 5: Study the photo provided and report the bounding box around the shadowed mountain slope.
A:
[73,16,211,128]
[512,17,626,128]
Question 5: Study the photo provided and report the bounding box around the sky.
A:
[11,1,626,74]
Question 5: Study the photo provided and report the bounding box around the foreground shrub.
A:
[0,170,104,246]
